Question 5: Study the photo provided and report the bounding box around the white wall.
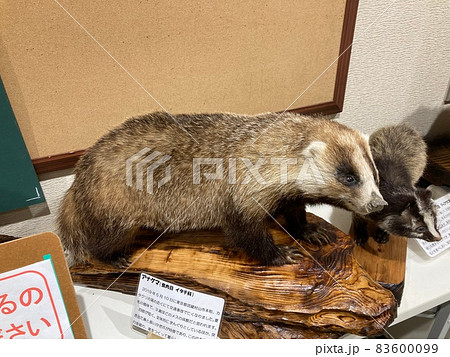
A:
[0,171,74,237]
[336,0,450,137]
[1,1,449,236]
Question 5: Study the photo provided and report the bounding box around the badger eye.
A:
[345,175,355,183]
[335,164,359,186]
[416,226,426,233]
[342,175,358,186]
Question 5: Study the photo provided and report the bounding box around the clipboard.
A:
[0,232,87,338]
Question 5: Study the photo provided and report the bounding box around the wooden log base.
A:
[351,222,408,304]
[70,213,397,338]
[219,320,342,339]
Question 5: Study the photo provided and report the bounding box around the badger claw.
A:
[107,253,132,269]
[355,234,369,246]
[115,256,132,269]
[300,224,332,246]
[268,246,304,266]
[281,245,304,262]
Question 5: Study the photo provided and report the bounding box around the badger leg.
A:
[281,199,307,238]
[86,221,140,268]
[281,200,331,246]
[353,215,369,246]
[223,209,293,266]
[58,189,139,268]
[57,189,90,267]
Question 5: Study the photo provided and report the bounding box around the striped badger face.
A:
[379,189,441,242]
[415,189,442,242]
[301,136,387,215]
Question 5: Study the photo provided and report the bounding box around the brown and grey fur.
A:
[354,124,441,245]
[369,125,427,185]
[58,112,385,267]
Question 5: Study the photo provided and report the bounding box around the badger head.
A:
[403,188,440,242]
[300,136,387,215]
[378,189,441,242]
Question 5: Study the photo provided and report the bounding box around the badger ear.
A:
[415,187,433,201]
[401,206,412,220]
[302,141,326,158]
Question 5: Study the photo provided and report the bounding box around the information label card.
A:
[418,193,450,257]
[132,273,225,339]
[0,258,74,339]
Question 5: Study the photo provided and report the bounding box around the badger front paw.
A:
[278,245,304,264]
[373,228,390,244]
[106,252,132,269]
[355,233,369,246]
[261,245,304,266]
[299,223,332,246]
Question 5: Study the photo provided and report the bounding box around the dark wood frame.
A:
[290,0,359,116]
[32,0,359,175]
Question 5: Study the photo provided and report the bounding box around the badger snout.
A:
[365,193,388,213]
[426,234,442,242]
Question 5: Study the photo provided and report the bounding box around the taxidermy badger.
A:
[58,112,387,267]
[353,124,441,245]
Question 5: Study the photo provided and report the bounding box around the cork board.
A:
[0,0,358,173]
[0,232,87,339]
